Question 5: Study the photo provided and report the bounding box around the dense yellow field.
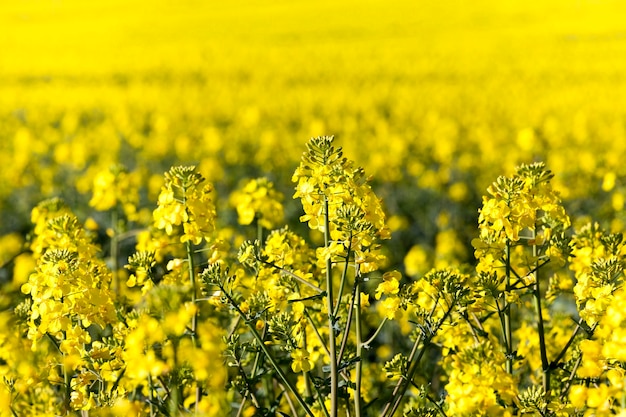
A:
[2,0,626,197]
[2,1,626,415]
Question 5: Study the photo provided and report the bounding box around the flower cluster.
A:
[473,162,570,277]
[18,199,119,412]
[230,177,284,230]
[293,136,390,273]
[89,163,141,220]
[153,166,217,245]
[570,223,626,326]
[8,130,626,417]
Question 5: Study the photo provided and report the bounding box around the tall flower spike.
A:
[293,136,390,272]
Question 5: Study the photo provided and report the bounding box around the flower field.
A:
[2,0,626,415]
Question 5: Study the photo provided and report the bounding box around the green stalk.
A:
[361,318,388,348]
[169,341,180,416]
[559,322,598,401]
[64,360,71,416]
[111,207,120,295]
[504,241,513,374]
[354,272,363,417]
[333,236,352,318]
[218,281,315,416]
[381,333,425,417]
[382,299,455,417]
[323,196,339,417]
[249,322,314,416]
[186,239,201,413]
[257,217,264,249]
[337,246,355,364]
[148,375,156,417]
[531,229,550,403]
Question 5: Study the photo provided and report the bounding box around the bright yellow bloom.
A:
[375,270,401,300]
[291,348,314,373]
[231,177,285,229]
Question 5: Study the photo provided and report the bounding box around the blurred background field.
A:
[2,0,626,271]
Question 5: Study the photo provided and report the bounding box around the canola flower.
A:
[1,134,626,417]
[1,0,626,415]
[4,136,626,416]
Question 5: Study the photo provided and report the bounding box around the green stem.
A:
[246,324,267,409]
[362,318,388,347]
[494,297,509,350]
[305,309,332,357]
[552,319,583,367]
[110,208,119,295]
[185,239,201,413]
[309,374,332,417]
[324,196,338,417]
[257,217,264,248]
[249,323,314,416]
[148,375,156,417]
[64,360,71,416]
[504,241,513,374]
[531,230,550,403]
[337,249,356,365]
[235,397,247,417]
[168,340,182,415]
[260,259,324,293]
[333,237,352,318]
[382,332,425,417]
[382,299,455,417]
[219,281,314,416]
[354,267,363,417]
[559,322,598,401]
[278,382,299,417]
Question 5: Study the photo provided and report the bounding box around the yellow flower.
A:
[375,270,401,300]
[379,297,402,320]
[291,348,314,373]
[578,339,604,378]
[231,177,284,229]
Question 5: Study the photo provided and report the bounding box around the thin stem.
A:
[494,296,509,353]
[308,374,332,417]
[302,322,313,401]
[324,196,338,417]
[235,397,247,417]
[304,309,332,357]
[337,256,358,365]
[185,239,201,413]
[260,259,324,293]
[504,241,514,374]
[551,319,583,367]
[560,354,583,401]
[64,360,71,416]
[354,266,363,417]
[278,382,299,417]
[219,282,315,416]
[422,391,448,417]
[333,237,352,318]
[559,322,598,401]
[362,318,388,348]
[381,333,425,417]
[148,375,156,417]
[245,324,268,409]
[168,341,180,415]
[248,322,314,416]
[111,207,120,295]
[382,299,456,417]
[531,230,550,403]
